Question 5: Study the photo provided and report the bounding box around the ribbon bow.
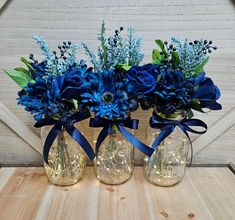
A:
[89,117,154,157]
[35,110,95,164]
[150,113,207,163]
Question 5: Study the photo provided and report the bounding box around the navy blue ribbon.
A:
[89,117,154,157]
[150,113,207,163]
[35,110,95,164]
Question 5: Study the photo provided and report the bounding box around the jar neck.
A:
[154,108,186,120]
[97,112,131,122]
[58,127,66,139]
[110,124,118,136]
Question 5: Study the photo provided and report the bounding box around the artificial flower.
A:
[79,69,132,120]
[126,64,160,98]
[154,68,195,115]
[193,72,222,110]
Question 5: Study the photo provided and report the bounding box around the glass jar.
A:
[41,126,86,186]
[144,110,189,186]
[94,125,134,185]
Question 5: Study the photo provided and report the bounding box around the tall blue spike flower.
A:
[171,37,217,76]
[127,27,144,66]
[32,36,84,76]
[82,22,144,72]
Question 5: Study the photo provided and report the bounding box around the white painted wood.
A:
[0,0,8,10]
[193,124,235,164]
[193,107,235,156]
[0,102,42,155]
[0,122,43,165]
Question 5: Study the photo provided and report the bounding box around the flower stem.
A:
[57,129,66,172]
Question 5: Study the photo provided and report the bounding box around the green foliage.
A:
[14,67,30,75]
[152,49,164,64]
[194,84,199,92]
[13,57,35,81]
[186,108,194,119]
[172,51,180,67]
[190,99,205,113]
[115,63,132,71]
[156,74,161,82]
[4,69,33,88]
[73,99,78,109]
[152,39,167,64]
[20,57,34,72]
[152,39,180,70]
[192,57,209,76]
[155,39,166,54]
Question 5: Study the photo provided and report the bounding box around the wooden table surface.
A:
[0,167,234,220]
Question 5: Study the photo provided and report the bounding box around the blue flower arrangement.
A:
[4,22,222,162]
[126,38,221,155]
[4,37,96,162]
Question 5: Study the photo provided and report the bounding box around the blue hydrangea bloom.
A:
[18,76,60,121]
[154,68,195,114]
[134,63,222,114]
[17,65,88,121]
[30,62,47,79]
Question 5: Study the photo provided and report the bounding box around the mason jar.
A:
[144,110,189,186]
[41,125,86,186]
[94,125,134,185]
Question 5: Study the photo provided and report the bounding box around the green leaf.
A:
[190,99,205,113]
[4,69,32,88]
[14,67,30,75]
[172,51,179,67]
[20,57,34,72]
[156,74,161,82]
[152,49,163,64]
[192,57,209,75]
[194,85,199,92]
[115,64,132,71]
[186,109,194,119]
[155,39,166,52]
[73,99,78,109]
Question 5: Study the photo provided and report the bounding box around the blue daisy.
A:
[80,70,132,120]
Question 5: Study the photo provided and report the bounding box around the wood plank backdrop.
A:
[0,0,235,166]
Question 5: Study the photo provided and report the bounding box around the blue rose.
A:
[63,65,90,87]
[126,64,160,97]
[193,72,222,110]
[61,65,93,101]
